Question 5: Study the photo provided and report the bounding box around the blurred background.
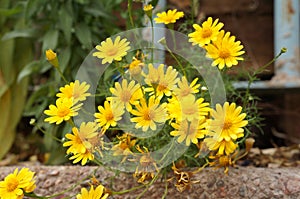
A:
[0,0,299,165]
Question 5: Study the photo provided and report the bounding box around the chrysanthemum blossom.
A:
[206,31,245,69]
[63,122,99,155]
[109,79,143,112]
[94,100,124,130]
[173,77,200,99]
[181,95,210,122]
[170,118,208,146]
[0,168,36,199]
[56,80,91,104]
[69,149,95,166]
[188,17,224,47]
[44,98,82,124]
[204,137,238,155]
[130,96,167,132]
[154,9,184,24]
[209,102,248,142]
[144,64,179,99]
[143,63,163,86]
[63,122,99,165]
[76,185,109,199]
[93,36,130,64]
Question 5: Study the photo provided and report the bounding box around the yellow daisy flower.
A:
[144,65,179,99]
[63,122,99,155]
[44,98,82,125]
[173,77,200,99]
[109,79,143,112]
[56,80,91,104]
[188,17,224,47]
[167,95,210,122]
[170,118,208,146]
[130,96,167,132]
[94,100,124,130]
[204,137,237,155]
[154,9,184,24]
[143,63,163,86]
[181,95,210,122]
[93,36,130,64]
[69,149,95,166]
[209,102,248,142]
[166,96,181,121]
[76,185,109,199]
[205,30,245,69]
[0,168,36,199]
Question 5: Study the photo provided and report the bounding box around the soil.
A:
[1,164,300,199]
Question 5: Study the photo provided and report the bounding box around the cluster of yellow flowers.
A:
[0,5,254,199]
[0,168,36,199]
[0,168,109,199]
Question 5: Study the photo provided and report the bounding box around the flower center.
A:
[157,83,167,92]
[222,119,232,130]
[182,105,197,115]
[143,109,155,121]
[180,88,191,97]
[105,111,114,121]
[7,177,19,192]
[107,47,118,56]
[202,29,212,38]
[120,90,131,102]
[57,106,71,117]
[219,48,231,59]
[165,15,174,23]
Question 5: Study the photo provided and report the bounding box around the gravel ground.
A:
[1,165,300,199]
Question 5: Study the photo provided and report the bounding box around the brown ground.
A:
[1,164,300,199]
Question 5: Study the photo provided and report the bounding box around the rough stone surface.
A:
[1,165,300,198]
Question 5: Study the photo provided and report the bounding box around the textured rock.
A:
[0,165,300,198]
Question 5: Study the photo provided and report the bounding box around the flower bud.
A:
[245,137,255,152]
[46,49,59,68]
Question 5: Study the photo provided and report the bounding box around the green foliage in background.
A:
[1,0,138,163]
[0,0,33,159]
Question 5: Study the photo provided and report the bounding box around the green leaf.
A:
[59,6,73,44]
[17,60,49,82]
[84,7,110,18]
[1,29,36,40]
[74,23,92,49]
[59,47,71,72]
[0,6,22,17]
[42,29,59,52]
[25,0,42,19]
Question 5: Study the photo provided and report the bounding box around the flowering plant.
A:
[1,1,274,198]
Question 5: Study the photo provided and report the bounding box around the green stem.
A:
[150,19,154,63]
[25,169,96,198]
[167,46,186,77]
[136,172,160,199]
[56,66,68,84]
[128,0,135,28]
[34,124,62,143]
[111,184,145,195]
[158,138,174,164]
[243,47,286,108]
[162,174,168,199]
